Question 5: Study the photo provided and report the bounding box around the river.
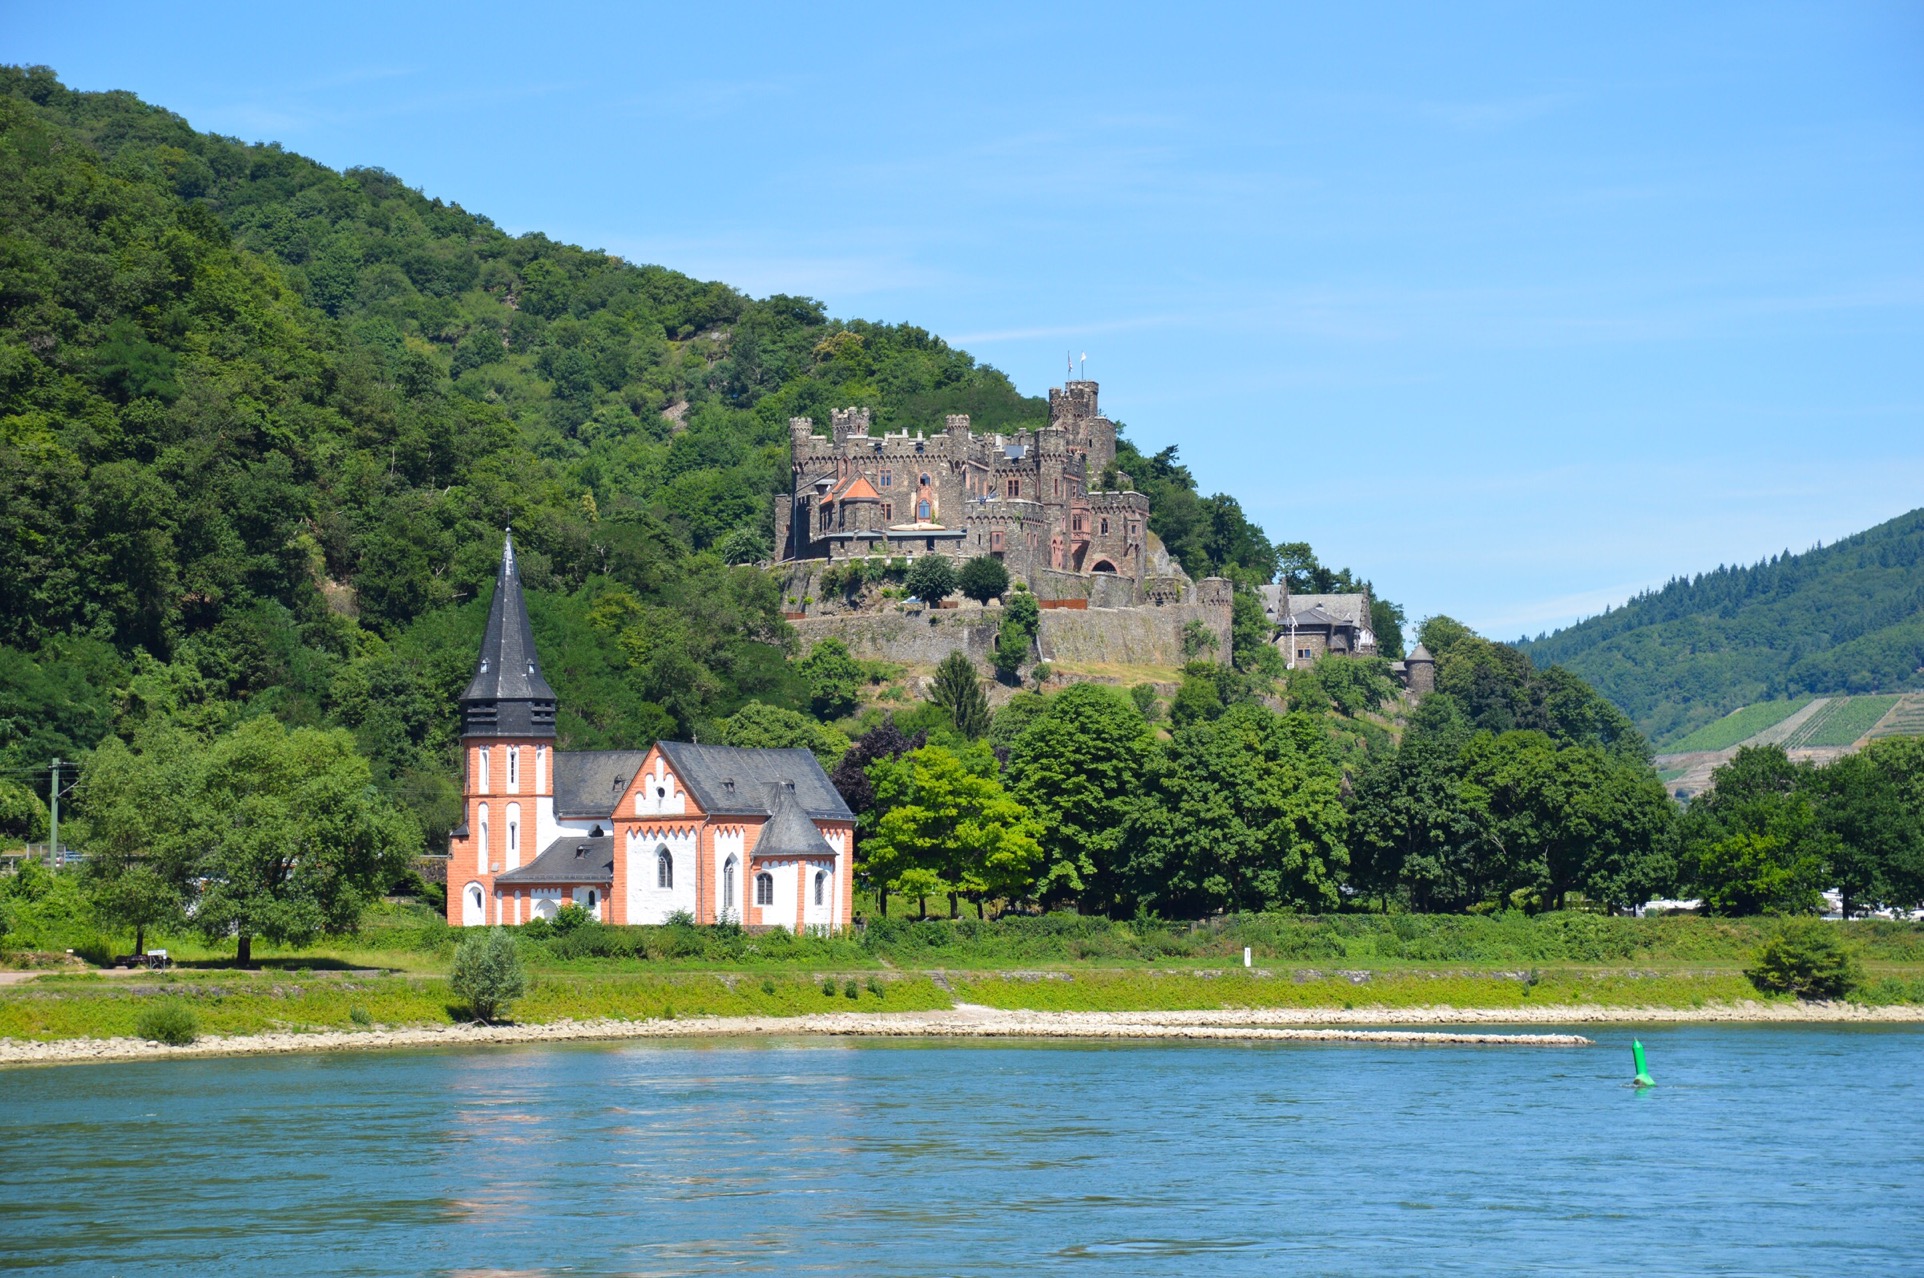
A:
[2,1025,1919,1275]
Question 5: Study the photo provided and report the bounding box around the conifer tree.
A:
[930,652,991,739]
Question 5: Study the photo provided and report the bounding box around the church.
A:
[446,534,856,931]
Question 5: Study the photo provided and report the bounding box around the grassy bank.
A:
[0,970,954,1043]
[6,900,1923,1043]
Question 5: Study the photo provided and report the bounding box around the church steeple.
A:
[459,531,557,738]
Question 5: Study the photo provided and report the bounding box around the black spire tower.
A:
[459,531,557,738]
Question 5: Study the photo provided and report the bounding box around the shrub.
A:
[349,1005,373,1027]
[136,1002,199,1046]
[1746,919,1862,1000]
[553,902,591,933]
[844,979,859,999]
[761,978,776,994]
[867,977,884,998]
[451,927,528,1023]
[822,977,837,996]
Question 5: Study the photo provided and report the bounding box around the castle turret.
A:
[831,407,870,446]
[1405,644,1436,698]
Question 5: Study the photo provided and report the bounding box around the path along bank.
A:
[5,1000,1922,1068]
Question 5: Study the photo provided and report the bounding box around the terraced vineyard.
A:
[1784,695,1902,748]
[1663,698,1812,753]
[1868,694,1924,740]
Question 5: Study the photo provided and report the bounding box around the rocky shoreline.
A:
[3,999,1919,1067]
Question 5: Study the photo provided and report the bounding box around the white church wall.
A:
[624,826,698,924]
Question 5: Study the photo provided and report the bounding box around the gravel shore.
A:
[1,999,1916,1067]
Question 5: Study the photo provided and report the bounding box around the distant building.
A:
[448,534,854,931]
[1257,588,1377,667]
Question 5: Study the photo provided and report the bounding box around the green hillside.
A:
[1520,508,1924,745]
[0,66,1291,845]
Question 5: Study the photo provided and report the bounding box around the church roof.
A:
[497,835,614,885]
[753,785,837,859]
[459,533,557,729]
[657,742,853,821]
[553,750,650,820]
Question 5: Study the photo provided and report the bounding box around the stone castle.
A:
[775,380,1190,608]
[773,376,1428,688]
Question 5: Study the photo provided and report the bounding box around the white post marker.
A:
[1243,946,1252,968]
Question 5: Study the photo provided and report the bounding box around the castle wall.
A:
[787,579,1234,673]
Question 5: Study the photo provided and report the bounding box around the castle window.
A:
[919,473,931,487]
[991,530,1005,552]
[657,847,673,889]
[1100,518,1110,536]
[881,469,892,486]
[1073,514,1084,533]
[755,873,775,906]
[814,871,827,906]
[1007,479,1020,499]
[917,500,931,520]
[1055,477,1061,497]
[883,503,893,520]
[1298,648,1312,660]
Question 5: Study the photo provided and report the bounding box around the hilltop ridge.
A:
[1520,507,1924,745]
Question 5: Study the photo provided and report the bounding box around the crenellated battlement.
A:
[775,379,1159,600]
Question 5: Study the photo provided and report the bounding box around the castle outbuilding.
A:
[1257,587,1378,667]
[447,534,854,931]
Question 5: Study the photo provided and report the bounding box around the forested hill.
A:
[1519,507,1924,745]
[0,67,1289,843]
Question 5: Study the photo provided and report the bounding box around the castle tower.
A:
[1047,379,1116,476]
[449,532,558,927]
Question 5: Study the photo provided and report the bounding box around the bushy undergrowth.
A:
[133,1002,198,1045]
[1746,919,1863,1000]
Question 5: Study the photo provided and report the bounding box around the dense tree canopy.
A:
[1519,507,1924,743]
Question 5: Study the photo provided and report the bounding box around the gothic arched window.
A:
[657,847,673,889]
[814,870,827,906]
[723,856,738,910]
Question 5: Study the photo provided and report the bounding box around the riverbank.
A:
[6,1000,1923,1068]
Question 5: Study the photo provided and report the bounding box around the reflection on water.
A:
[2,1027,1921,1275]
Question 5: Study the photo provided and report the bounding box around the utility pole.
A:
[48,757,60,870]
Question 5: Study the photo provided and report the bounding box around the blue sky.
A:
[8,2,1921,638]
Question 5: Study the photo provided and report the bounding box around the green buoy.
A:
[1631,1038,1655,1088]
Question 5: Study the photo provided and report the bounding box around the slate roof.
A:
[657,742,853,820]
[553,749,650,820]
[1408,644,1434,662]
[459,533,558,736]
[753,785,837,858]
[497,835,614,885]
[460,532,556,705]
